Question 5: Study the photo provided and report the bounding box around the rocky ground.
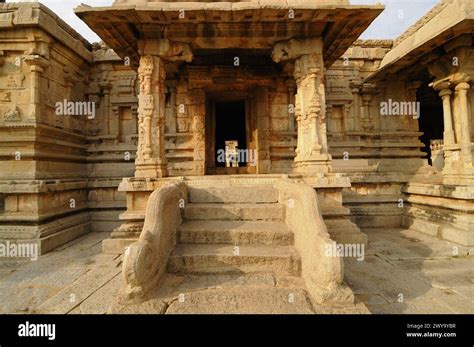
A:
[0,227,472,314]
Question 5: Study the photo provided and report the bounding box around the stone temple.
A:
[0,0,472,313]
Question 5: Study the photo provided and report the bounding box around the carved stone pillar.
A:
[431,79,458,171]
[272,38,331,173]
[454,81,472,167]
[360,83,376,131]
[431,73,472,181]
[255,87,271,173]
[100,82,113,135]
[286,78,296,132]
[192,97,206,175]
[438,86,455,145]
[293,54,331,173]
[134,40,193,178]
[135,55,168,178]
[349,78,362,132]
[166,80,178,134]
[24,55,48,122]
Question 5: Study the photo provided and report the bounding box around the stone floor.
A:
[0,227,472,314]
[345,228,473,314]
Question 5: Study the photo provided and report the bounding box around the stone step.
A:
[184,203,284,221]
[324,218,368,245]
[330,232,369,245]
[320,203,351,217]
[168,244,300,276]
[188,186,278,204]
[178,221,293,246]
[325,219,361,234]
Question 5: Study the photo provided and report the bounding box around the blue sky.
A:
[11,0,439,43]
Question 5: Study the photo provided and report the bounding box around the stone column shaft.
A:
[439,89,455,145]
[287,79,296,132]
[24,55,48,122]
[168,82,178,134]
[455,82,472,166]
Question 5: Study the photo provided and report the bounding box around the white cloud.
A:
[8,0,439,43]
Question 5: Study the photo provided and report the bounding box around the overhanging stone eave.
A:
[0,2,93,62]
[366,16,474,83]
[74,4,383,68]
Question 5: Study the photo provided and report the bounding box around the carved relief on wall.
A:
[177,117,191,132]
[3,106,21,122]
[6,74,25,89]
[0,91,11,102]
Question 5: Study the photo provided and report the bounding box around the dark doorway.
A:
[214,100,247,168]
[417,82,444,165]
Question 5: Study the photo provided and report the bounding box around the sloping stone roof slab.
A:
[367,0,474,83]
[75,1,383,68]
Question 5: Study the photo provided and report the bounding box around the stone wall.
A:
[0,4,135,252]
[86,44,138,235]
[0,3,93,253]
[326,40,430,229]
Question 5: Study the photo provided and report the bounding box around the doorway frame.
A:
[205,91,257,175]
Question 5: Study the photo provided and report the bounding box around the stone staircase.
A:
[114,179,366,314]
[169,186,302,278]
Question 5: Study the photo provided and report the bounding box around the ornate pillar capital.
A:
[138,39,194,63]
[271,38,323,64]
[455,81,471,92]
[23,54,49,70]
[431,80,452,92]
[439,88,453,98]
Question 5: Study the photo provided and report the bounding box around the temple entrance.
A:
[416,81,444,166]
[206,99,256,174]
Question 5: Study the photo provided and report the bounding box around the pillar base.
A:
[135,158,168,178]
[294,154,332,174]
